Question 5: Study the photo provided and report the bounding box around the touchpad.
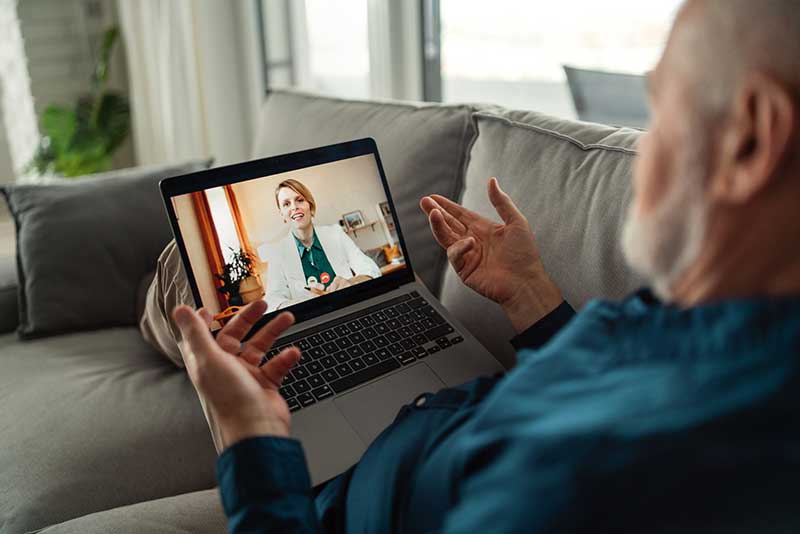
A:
[335,363,445,445]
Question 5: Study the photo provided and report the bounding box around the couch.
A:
[0,88,644,533]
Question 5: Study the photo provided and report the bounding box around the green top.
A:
[293,230,336,289]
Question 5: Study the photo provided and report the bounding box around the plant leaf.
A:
[41,106,77,154]
[95,92,130,152]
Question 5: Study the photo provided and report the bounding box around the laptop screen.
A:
[167,151,409,332]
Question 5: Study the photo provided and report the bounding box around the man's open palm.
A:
[421,178,562,332]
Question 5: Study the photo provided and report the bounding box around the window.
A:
[437,0,682,117]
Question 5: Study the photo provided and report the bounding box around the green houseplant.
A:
[216,248,262,307]
[29,26,130,177]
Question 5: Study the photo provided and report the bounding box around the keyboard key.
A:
[425,324,455,342]
[437,337,452,349]
[346,345,364,358]
[389,343,404,355]
[428,345,441,355]
[360,340,377,352]
[451,336,464,344]
[374,335,388,346]
[395,303,411,314]
[321,329,338,342]
[329,359,401,394]
[350,357,366,371]
[385,307,399,318]
[398,314,414,326]
[334,352,351,364]
[309,334,324,346]
[360,316,376,327]
[279,385,296,398]
[374,311,388,322]
[386,331,401,343]
[376,348,392,360]
[336,363,354,376]
[410,322,425,334]
[293,367,310,380]
[363,353,379,366]
[297,338,312,351]
[309,347,326,359]
[336,337,353,350]
[398,352,416,365]
[320,356,336,369]
[323,342,339,354]
[408,298,425,309]
[322,369,339,382]
[412,347,428,358]
[308,374,325,388]
[307,361,323,374]
[334,325,351,336]
[412,310,427,321]
[410,290,420,298]
[386,318,401,330]
[413,334,428,345]
[399,326,414,338]
[294,379,311,393]
[297,392,316,407]
[287,397,301,412]
[349,332,366,344]
[374,323,389,335]
[362,326,377,338]
[312,384,334,401]
[347,320,364,332]
[400,338,416,350]
[282,373,295,385]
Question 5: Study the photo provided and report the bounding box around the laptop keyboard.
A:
[258,291,464,412]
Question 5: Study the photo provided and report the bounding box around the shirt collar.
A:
[293,230,322,257]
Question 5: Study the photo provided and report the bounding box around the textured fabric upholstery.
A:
[38,489,226,534]
[0,329,217,534]
[251,89,477,294]
[440,109,646,368]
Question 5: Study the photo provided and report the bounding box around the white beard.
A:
[621,161,708,302]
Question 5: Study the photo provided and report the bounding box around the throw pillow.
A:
[0,159,212,338]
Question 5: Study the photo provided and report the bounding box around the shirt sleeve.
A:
[217,437,321,534]
[509,301,575,352]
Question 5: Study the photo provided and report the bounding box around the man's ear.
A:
[711,71,797,204]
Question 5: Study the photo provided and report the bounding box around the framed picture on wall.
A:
[342,210,365,230]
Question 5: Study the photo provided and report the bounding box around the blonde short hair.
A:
[274,178,316,217]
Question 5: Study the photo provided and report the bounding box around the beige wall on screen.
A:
[231,155,390,261]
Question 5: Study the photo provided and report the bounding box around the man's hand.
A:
[420,177,563,332]
[173,300,300,449]
[325,275,371,293]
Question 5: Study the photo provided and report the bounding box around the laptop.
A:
[160,138,504,483]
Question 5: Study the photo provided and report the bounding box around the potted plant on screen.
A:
[215,248,264,307]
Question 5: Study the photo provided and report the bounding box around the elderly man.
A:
[173,0,800,532]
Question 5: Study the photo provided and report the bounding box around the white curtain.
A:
[0,0,39,179]
[117,0,210,166]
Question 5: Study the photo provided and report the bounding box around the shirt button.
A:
[415,395,427,407]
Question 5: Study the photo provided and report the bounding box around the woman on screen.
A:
[264,178,381,312]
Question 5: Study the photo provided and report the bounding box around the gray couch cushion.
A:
[0,328,217,534]
[252,88,476,294]
[0,255,17,333]
[38,489,225,534]
[0,160,210,339]
[441,110,646,368]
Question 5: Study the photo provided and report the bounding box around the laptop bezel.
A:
[159,138,416,336]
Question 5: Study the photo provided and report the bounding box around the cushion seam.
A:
[473,111,638,156]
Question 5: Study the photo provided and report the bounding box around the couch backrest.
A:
[440,109,646,367]
[252,89,477,294]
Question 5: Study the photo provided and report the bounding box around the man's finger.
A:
[487,177,524,225]
[173,305,218,363]
[420,196,467,234]
[428,194,479,225]
[258,347,301,388]
[241,311,296,358]
[429,209,461,248]
[447,237,475,273]
[216,300,268,352]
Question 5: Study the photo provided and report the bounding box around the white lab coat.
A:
[263,224,381,312]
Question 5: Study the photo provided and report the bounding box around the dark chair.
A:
[563,65,650,128]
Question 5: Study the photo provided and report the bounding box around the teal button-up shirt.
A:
[294,230,336,289]
[216,290,800,533]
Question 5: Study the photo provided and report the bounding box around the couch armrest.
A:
[0,255,18,333]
